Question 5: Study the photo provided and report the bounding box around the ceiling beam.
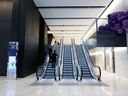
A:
[48,25,90,27]
[48,24,90,26]
[48,24,92,26]
[37,6,106,9]
[49,30,86,31]
[98,0,114,18]
[48,32,84,34]
[82,0,114,38]
[44,17,96,20]
[82,19,97,38]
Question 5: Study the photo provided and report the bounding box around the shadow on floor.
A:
[30,80,54,86]
[82,82,109,87]
[30,79,109,87]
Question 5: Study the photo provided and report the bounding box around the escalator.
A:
[37,39,65,80]
[43,63,55,79]
[42,43,60,79]
[62,45,74,79]
[75,45,94,79]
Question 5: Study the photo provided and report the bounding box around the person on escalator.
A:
[53,41,60,54]
[51,50,58,68]
[48,46,53,63]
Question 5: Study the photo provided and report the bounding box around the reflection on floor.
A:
[0,71,128,96]
[7,56,16,79]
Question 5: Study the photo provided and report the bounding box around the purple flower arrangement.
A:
[99,11,128,34]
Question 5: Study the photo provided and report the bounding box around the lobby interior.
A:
[0,0,128,96]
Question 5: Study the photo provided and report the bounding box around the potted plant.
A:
[97,11,127,47]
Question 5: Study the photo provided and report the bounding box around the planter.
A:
[97,31,126,47]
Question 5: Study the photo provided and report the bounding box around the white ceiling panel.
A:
[45,19,95,25]
[48,31,85,34]
[53,34,83,36]
[51,33,83,37]
[33,0,113,38]
[34,0,112,7]
[39,8,105,18]
[49,26,89,31]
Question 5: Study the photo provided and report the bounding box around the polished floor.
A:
[0,71,128,96]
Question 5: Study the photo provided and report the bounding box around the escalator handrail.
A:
[55,39,63,80]
[71,41,77,79]
[37,54,49,79]
[60,42,64,79]
[82,39,101,80]
[71,39,82,80]
[83,42,101,80]
[81,43,95,79]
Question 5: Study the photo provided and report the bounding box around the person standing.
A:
[48,46,52,62]
[53,41,60,54]
[51,50,58,68]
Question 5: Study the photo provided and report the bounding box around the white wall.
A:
[124,0,128,11]
[114,48,128,77]
[89,48,105,70]
[105,47,114,73]
[90,47,115,73]
[86,0,128,77]
[99,0,128,77]
[89,47,128,77]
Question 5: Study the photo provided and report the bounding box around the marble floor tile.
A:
[0,71,128,96]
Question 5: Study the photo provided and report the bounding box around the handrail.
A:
[55,39,63,80]
[71,39,82,80]
[82,39,101,81]
[60,39,64,79]
[37,54,49,79]
[71,40,77,79]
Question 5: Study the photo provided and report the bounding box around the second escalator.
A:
[62,45,74,79]
[75,45,94,79]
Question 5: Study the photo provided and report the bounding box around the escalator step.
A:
[82,77,93,79]
[83,71,91,74]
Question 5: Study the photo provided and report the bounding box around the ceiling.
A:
[34,0,113,38]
